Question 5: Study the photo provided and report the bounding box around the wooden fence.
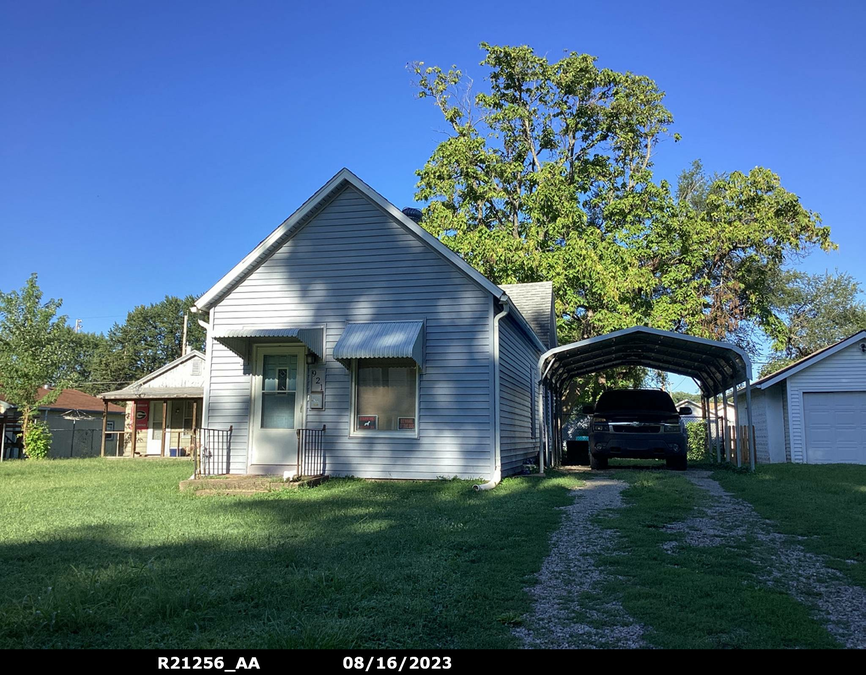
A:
[724,424,755,466]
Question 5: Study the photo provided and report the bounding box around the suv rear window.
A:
[595,390,678,414]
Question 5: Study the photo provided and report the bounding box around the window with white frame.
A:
[353,358,418,432]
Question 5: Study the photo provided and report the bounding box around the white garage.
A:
[738,331,866,464]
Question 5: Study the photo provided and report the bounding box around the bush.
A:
[685,421,710,461]
[24,421,52,460]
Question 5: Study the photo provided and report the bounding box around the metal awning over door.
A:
[212,327,325,359]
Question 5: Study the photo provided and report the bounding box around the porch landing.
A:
[179,474,328,496]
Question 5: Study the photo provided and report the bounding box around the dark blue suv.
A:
[584,390,691,470]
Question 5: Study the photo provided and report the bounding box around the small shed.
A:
[98,351,205,458]
[37,389,126,457]
[737,330,866,464]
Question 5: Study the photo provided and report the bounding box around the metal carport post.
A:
[745,378,756,471]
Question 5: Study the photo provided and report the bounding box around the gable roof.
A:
[97,350,206,401]
[192,168,547,353]
[749,330,866,390]
[674,398,735,415]
[499,282,557,349]
[193,168,506,312]
[674,398,700,408]
[129,350,205,389]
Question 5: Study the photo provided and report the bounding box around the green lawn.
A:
[2,458,862,649]
[714,464,866,589]
[0,458,582,649]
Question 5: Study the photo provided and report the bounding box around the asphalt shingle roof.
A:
[499,282,557,349]
[0,388,126,413]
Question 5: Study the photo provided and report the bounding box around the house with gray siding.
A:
[191,169,555,480]
[737,330,866,464]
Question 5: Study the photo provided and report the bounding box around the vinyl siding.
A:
[751,390,769,463]
[781,381,791,461]
[141,354,205,389]
[785,341,866,463]
[205,185,494,479]
[764,384,787,463]
[737,389,769,463]
[498,314,541,476]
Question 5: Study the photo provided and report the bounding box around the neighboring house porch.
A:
[98,351,205,458]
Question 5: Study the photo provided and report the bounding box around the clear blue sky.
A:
[2,0,864,355]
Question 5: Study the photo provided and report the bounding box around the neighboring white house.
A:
[189,168,555,480]
[99,351,205,457]
[674,398,737,424]
[737,330,866,464]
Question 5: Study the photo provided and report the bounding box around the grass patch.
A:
[714,464,866,589]
[0,458,582,649]
[592,470,838,648]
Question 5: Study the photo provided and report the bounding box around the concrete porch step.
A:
[179,474,328,495]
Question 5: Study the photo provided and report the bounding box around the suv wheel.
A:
[590,453,609,470]
[666,457,688,471]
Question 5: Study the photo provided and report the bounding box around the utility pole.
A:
[74,319,82,333]
[181,313,189,356]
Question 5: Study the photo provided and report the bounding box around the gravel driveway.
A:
[513,476,645,649]
[516,468,866,649]
[671,470,866,649]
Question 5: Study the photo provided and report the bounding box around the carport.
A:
[537,327,756,472]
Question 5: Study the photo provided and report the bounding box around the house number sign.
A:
[309,365,325,410]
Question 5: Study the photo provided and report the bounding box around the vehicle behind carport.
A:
[585,390,690,470]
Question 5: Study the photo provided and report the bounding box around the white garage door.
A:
[803,392,866,464]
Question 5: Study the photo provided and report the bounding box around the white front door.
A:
[251,346,305,468]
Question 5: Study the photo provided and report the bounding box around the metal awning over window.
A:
[333,321,424,366]
[212,327,324,359]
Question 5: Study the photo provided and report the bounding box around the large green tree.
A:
[54,328,108,394]
[0,274,73,448]
[760,269,866,376]
[411,44,833,359]
[91,295,205,389]
[93,295,205,391]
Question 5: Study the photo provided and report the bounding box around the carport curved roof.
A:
[539,326,752,396]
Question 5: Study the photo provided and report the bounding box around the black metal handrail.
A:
[296,425,326,477]
[194,426,233,477]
